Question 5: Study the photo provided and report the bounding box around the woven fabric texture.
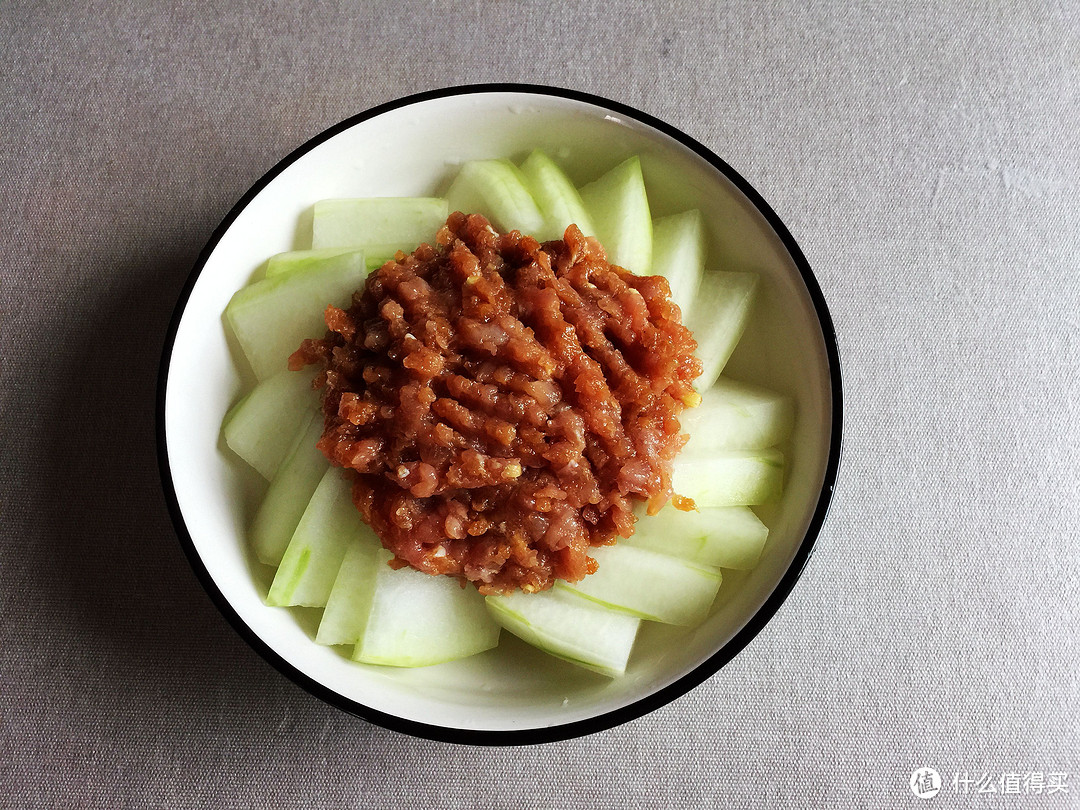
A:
[2,1,1078,807]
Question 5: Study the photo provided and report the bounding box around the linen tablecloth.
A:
[2,1,1077,806]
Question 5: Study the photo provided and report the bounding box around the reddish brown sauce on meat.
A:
[290,213,702,594]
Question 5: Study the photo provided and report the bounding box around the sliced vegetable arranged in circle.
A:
[579,155,652,275]
[220,150,794,674]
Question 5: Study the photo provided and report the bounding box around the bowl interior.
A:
[162,89,837,738]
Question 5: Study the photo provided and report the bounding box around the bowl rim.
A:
[155,82,844,746]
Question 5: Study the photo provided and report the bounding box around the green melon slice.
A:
[311,197,448,251]
[224,255,369,380]
[557,544,722,626]
[486,589,640,678]
[353,550,501,667]
[519,150,595,241]
[264,248,381,278]
[250,412,328,565]
[625,505,769,570]
[671,449,784,507]
[681,376,794,454]
[315,525,383,646]
[444,159,545,235]
[650,209,706,317]
[221,368,318,480]
[266,468,366,607]
[579,156,652,274]
[685,271,759,390]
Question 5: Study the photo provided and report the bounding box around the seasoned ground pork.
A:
[291,213,701,594]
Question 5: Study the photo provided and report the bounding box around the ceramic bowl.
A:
[157,84,842,744]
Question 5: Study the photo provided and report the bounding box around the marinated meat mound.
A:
[290,212,702,594]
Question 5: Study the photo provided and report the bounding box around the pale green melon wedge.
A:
[519,150,596,241]
[557,544,722,626]
[651,209,706,317]
[444,159,545,235]
[685,271,759,390]
[250,412,329,565]
[221,368,318,480]
[681,376,795,454]
[311,197,448,251]
[224,256,369,380]
[315,525,383,646]
[264,248,378,278]
[267,468,366,607]
[625,505,769,570]
[671,449,784,508]
[353,549,501,667]
[578,156,652,274]
[486,589,640,678]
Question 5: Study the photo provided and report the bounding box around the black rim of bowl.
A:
[156,82,844,746]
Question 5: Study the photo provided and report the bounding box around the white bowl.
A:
[157,84,842,744]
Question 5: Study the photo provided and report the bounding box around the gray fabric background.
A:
[2,1,1078,807]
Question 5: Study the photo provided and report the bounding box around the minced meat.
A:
[290,212,701,594]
